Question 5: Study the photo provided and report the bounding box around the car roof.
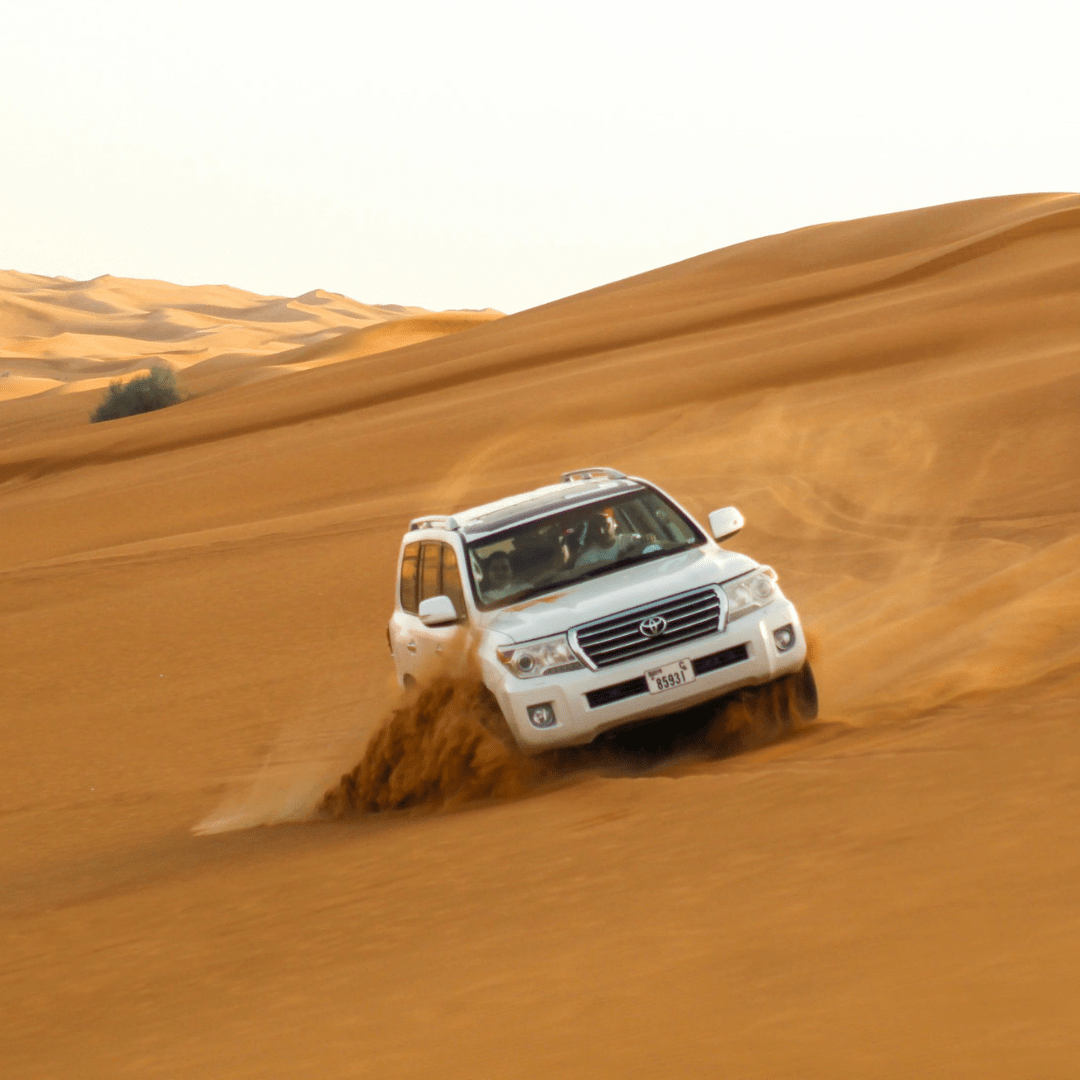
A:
[407,470,647,541]
[456,477,644,537]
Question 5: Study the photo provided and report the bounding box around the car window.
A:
[420,542,442,602]
[440,545,466,616]
[399,541,420,614]
[466,488,705,609]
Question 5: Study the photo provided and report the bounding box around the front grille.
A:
[586,643,749,709]
[574,587,722,669]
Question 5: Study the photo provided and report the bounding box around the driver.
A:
[574,510,644,568]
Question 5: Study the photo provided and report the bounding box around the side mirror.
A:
[708,506,744,542]
[418,595,460,626]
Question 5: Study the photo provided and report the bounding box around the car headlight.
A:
[722,566,778,621]
[497,634,584,679]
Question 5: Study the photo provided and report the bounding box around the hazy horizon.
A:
[4,0,1076,313]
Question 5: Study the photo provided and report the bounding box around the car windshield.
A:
[466,489,705,610]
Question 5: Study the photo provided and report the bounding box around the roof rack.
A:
[560,467,627,483]
[408,515,460,532]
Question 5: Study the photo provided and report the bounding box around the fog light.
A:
[773,624,796,652]
[527,702,557,728]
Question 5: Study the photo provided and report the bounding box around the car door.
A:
[390,540,467,683]
[413,541,467,668]
[390,540,424,684]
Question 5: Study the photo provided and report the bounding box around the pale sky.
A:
[3,0,1076,313]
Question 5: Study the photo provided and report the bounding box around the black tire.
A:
[779,662,818,724]
[704,662,818,758]
[473,683,519,748]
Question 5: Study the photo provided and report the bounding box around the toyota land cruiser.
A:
[387,468,816,751]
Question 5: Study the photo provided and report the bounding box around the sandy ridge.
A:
[3,192,1080,1078]
[0,272,501,405]
[2,194,1078,486]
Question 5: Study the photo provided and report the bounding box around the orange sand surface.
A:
[0,270,501,415]
[2,193,1079,1077]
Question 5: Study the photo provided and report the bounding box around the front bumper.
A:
[483,598,808,752]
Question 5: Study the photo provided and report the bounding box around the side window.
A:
[399,542,420,613]
[420,542,442,603]
[440,545,466,616]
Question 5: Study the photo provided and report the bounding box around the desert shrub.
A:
[90,364,185,423]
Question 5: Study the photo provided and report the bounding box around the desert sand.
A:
[0,270,501,414]
[2,192,1079,1077]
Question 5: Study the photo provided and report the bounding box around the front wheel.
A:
[706,662,818,757]
[778,662,818,725]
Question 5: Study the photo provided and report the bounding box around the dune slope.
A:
[0,271,502,413]
[1,193,1079,1078]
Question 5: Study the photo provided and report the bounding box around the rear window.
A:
[399,541,420,613]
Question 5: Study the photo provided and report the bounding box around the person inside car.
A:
[574,510,639,568]
[573,507,670,569]
[481,550,518,601]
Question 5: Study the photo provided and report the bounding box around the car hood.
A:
[480,546,757,643]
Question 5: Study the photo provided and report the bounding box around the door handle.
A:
[406,641,418,653]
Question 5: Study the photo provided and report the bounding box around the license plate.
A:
[645,659,696,694]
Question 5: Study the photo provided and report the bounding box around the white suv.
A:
[387,468,816,752]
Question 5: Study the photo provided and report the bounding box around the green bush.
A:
[90,364,185,423]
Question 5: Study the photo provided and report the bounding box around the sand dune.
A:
[0,271,502,403]
[2,193,1080,1077]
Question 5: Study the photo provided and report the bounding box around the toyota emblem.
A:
[639,616,667,638]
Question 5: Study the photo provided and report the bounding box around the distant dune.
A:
[2,194,1080,1079]
[0,271,502,404]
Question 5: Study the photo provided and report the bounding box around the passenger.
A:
[481,550,517,601]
